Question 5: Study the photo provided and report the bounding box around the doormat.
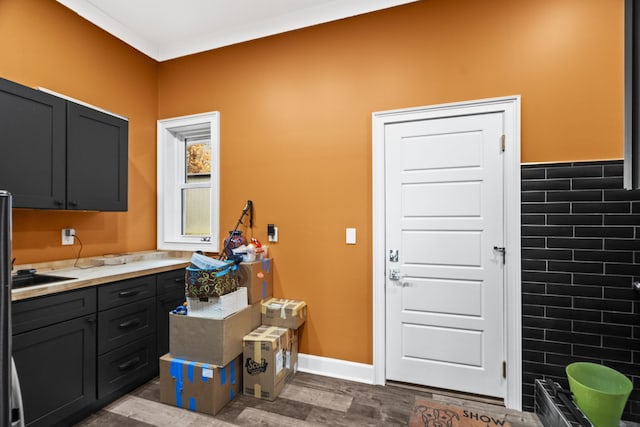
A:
[410,398,512,427]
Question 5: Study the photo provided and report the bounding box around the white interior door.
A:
[384,111,506,398]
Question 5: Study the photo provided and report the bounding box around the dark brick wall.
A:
[521,160,640,420]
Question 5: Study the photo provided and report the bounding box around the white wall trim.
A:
[56,0,419,62]
[297,353,375,384]
[371,96,522,410]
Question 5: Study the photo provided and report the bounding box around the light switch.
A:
[346,228,356,244]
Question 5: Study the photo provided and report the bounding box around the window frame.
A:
[157,111,220,252]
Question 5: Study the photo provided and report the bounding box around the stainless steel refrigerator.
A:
[0,191,24,427]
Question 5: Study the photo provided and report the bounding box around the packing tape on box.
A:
[253,341,261,367]
[229,360,236,401]
[245,325,280,342]
[279,300,304,319]
[169,358,186,408]
[231,359,236,384]
[187,361,195,383]
[254,383,262,399]
[221,365,226,385]
[261,298,306,318]
[262,258,271,273]
[169,358,202,411]
[288,300,305,317]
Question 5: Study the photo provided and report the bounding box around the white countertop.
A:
[12,253,190,301]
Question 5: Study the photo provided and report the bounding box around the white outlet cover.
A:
[61,229,74,245]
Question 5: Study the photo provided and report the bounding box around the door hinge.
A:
[502,360,507,379]
[500,134,506,152]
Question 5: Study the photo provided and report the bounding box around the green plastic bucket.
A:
[566,362,632,427]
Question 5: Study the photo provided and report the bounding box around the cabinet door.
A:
[156,291,185,359]
[13,315,96,427]
[0,78,66,209]
[156,269,185,359]
[66,102,128,211]
[156,269,185,295]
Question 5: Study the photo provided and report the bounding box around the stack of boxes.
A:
[159,258,273,415]
[243,298,306,400]
[159,256,307,414]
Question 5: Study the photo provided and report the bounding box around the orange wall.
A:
[0,0,624,364]
[0,0,158,265]
[158,0,623,363]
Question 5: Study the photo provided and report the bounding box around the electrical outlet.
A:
[268,225,278,243]
[62,228,75,245]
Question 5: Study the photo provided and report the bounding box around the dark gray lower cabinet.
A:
[11,267,185,426]
[156,269,185,359]
[96,276,157,402]
[12,289,97,427]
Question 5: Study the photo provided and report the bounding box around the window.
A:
[157,112,220,251]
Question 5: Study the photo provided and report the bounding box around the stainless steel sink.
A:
[11,273,76,289]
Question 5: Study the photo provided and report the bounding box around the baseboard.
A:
[297,353,375,384]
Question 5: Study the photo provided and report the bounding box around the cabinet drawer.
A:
[12,287,96,334]
[98,298,156,354]
[97,334,156,399]
[156,268,185,295]
[98,275,156,310]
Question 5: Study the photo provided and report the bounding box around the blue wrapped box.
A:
[159,353,242,416]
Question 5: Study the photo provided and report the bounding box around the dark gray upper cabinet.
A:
[0,78,66,208]
[67,102,128,211]
[0,77,128,211]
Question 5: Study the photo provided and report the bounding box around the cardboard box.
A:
[186,287,248,319]
[237,259,273,304]
[243,325,294,401]
[286,328,299,383]
[170,303,259,366]
[261,298,307,329]
[159,353,242,416]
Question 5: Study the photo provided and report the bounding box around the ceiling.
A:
[56,0,418,62]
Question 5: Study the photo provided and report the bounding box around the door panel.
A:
[403,182,482,217]
[403,324,483,366]
[402,278,482,316]
[385,112,505,398]
[401,131,482,170]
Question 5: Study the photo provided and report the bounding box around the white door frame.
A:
[371,96,522,410]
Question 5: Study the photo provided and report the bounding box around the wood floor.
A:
[75,372,542,426]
